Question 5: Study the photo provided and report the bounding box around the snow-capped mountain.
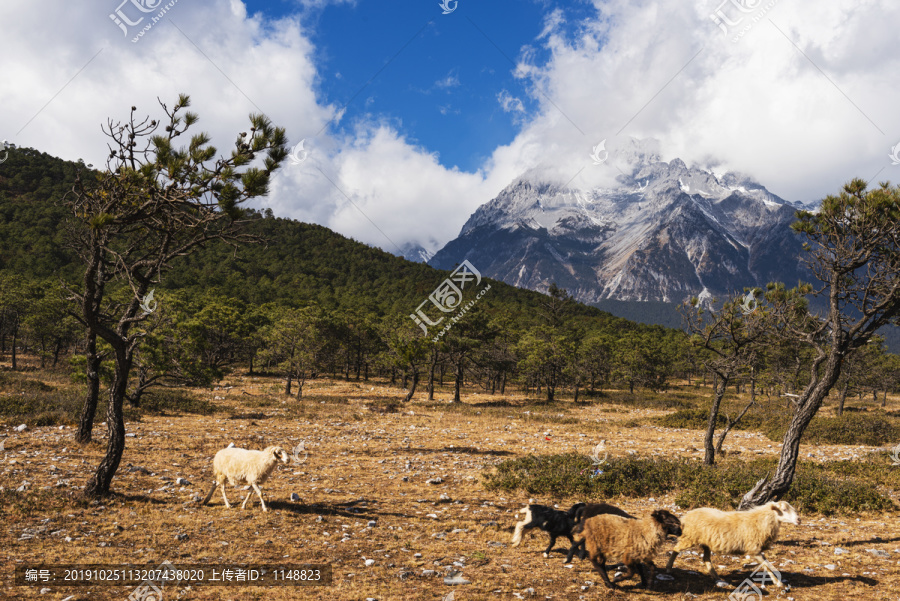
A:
[399,242,434,264]
[430,149,808,304]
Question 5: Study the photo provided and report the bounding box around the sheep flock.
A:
[197,442,802,591]
[511,499,801,591]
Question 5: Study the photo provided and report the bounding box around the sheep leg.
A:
[611,563,635,583]
[753,554,783,588]
[589,554,616,590]
[543,534,557,558]
[701,546,721,581]
[665,550,678,573]
[564,540,584,564]
[220,486,232,509]
[511,520,531,546]
[641,560,656,590]
[251,483,268,512]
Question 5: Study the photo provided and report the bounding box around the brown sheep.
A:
[572,509,682,590]
[565,502,636,564]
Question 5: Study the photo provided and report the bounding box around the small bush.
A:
[483,453,897,515]
[764,413,900,446]
[140,390,216,416]
[0,391,82,426]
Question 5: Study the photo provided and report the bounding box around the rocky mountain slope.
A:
[430,147,809,303]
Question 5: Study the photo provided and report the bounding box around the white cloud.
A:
[2,0,899,259]
[491,0,900,202]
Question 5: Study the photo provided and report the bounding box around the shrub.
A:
[764,413,900,446]
[140,390,216,416]
[483,453,897,515]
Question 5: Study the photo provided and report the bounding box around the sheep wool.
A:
[665,500,800,586]
[573,509,682,590]
[201,445,291,512]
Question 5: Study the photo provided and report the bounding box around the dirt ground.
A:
[1,374,899,601]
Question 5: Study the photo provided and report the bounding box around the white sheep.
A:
[665,500,800,586]
[571,509,683,590]
[200,445,290,512]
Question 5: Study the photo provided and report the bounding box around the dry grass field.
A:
[1,367,899,600]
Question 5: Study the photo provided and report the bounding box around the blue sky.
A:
[243,0,556,172]
[2,1,899,255]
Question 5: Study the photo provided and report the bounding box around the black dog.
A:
[565,502,637,563]
[510,502,586,557]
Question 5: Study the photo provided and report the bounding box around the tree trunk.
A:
[739,353,842,509]
[427,354,436,401]
[10,326,17,370]
[573,383,580,404]
[704,375,728,465]
[500,372,506,394]
[284,374,292,396]
[837,381,849,416]
[716,395,756,454]
[84,347,130,498]
[453,362,463,403]
[882,390,887,408]
[76,333,101,444]
[403,370,418,403]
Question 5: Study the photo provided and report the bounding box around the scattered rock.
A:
[422,569,436,577]
[866,549,890,558]
[426,477,443,485]
[175,533,188,541]
[176,477,190,486]
[290,492,301,502]
[834,548,849,555]
[368,520,377,527]
[125,433,136,438]
[14,424,27,432]
[364,559,375,567]
[824,564,836,570]
[16,481,29,492]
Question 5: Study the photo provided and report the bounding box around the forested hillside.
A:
[0,146,689,403]
[2,147,898,411]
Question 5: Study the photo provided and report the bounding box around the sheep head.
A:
[770,501,800,525]
[266,446,290,464]
[650,509,682,537]
[566,502,587,519]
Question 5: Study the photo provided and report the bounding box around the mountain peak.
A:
[431,149,807,304]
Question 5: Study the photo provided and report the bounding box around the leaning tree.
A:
[65,94,286,497]
[739,179,900,508]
